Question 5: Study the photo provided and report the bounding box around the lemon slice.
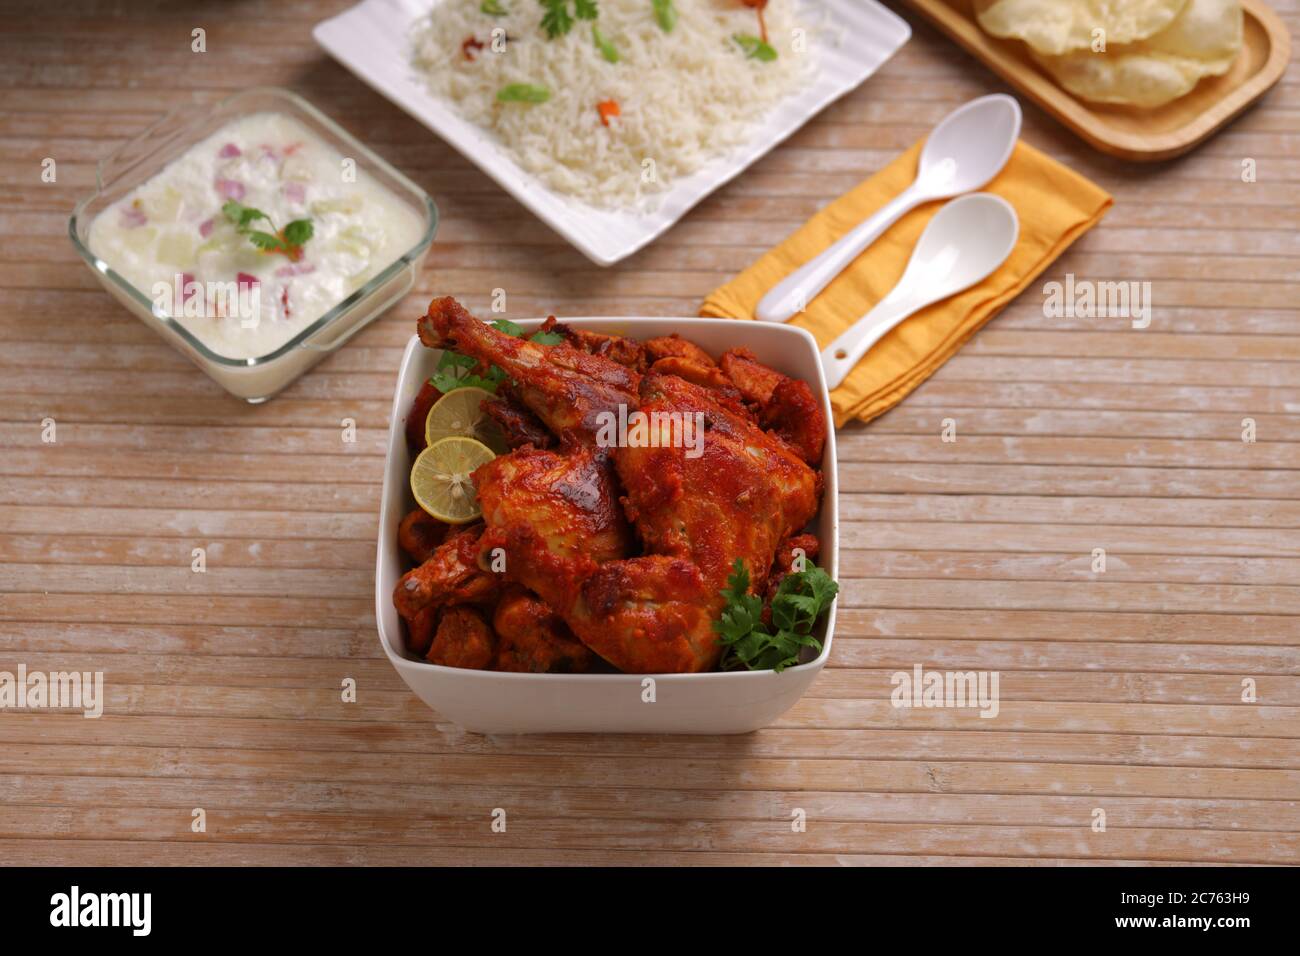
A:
[410,436,497,524]
[424,386,509,454]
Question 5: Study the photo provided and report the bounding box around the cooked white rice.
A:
[410,0,811,209]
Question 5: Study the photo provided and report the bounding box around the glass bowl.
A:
[69,86,438,402]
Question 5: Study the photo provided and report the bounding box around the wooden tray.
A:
[905,0,1292,161]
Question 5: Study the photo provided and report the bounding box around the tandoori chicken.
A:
[418,296,640,445]
[394,297,830,675]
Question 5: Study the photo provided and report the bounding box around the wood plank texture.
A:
[0,0,1298,866]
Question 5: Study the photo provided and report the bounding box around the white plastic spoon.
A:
[820,193,1019,390]
[756,94,1022,324]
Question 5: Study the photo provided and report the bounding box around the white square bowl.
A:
[315,0,911,265]
[376,317,839,734]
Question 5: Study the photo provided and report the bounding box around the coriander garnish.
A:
[713,558,837,672]
[733,33,778,61]
[221,200,313,261]
[539,0,597,39]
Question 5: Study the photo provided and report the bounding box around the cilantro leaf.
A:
[432,371,501,393]
[539,0,573,38]
[540,0,596,38]
[490,318,527,337]
[245,230,286,252]
[437,351,477,371]
[430,351,502,394]
[222,201,313,259]
[428,321,532,394]
[282,219,313,246]
[221,200,269,229]
[481,0,508,14]
[713,557,837,673]
[718,557,752,606]
[530,329,565,345]
[734,34,778,61]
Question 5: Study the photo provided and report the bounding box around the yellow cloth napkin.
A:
[700,140,1112,427]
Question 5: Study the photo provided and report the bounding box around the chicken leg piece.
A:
[418,297,640,444]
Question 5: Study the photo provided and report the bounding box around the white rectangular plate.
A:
[315,0,911,265]
[377,317,839,734]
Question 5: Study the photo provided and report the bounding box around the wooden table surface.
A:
[1,0,1298,866]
